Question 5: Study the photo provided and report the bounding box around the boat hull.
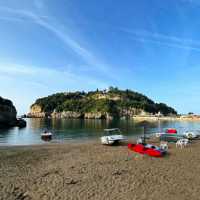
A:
[101,135,125,145]
[41,134,52,141]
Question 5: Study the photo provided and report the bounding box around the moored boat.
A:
[154,128,177,137]
[160,133,185,142]
[41,131,52,141]
[165,128,177,134]
[183,131,200,139]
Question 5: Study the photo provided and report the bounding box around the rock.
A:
[0,97,27,128]
[84,112,105,119]
[0,97,17,127]
[65,178,78,184]
[112,169,128,176]
[27,105,46,118]
[51,111,83,119]
[16,118,27,128]
[112,170,122,176]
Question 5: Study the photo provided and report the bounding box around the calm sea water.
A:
[1,118,200,146]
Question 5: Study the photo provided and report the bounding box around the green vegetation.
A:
[32,87,177,117]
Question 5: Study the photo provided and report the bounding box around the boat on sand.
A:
[101,128,125,145]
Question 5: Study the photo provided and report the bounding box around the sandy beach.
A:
[1,139,200,200]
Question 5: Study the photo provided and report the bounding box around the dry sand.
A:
[1,139,200,200]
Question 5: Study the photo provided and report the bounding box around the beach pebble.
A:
[65,178,78,185]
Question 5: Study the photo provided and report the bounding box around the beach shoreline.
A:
[1,139,200,200]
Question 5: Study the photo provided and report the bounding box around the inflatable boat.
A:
[128,143,166,157]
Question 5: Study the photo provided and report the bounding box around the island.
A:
[28,87,177,119]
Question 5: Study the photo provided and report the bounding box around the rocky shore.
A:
[0,97,17,127]
[27,104,116,119]
[27,104,156,120]
[0,97,26,128]
[27,108,200,122]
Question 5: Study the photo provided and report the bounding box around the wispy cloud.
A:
[0,6,110,74]
[0,63,108,89]
[131,37,200,52]
[0,64,38,76]
[0,16,26,22]
[120,28,200,52]
[0,62,110,114]
[180,0,200,5]
[0,3,116,113]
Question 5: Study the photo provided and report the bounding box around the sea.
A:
[0,118,200,146]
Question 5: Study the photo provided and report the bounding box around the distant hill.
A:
[29,87,177,119]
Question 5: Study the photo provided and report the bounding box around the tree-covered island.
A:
[28,87,177,119]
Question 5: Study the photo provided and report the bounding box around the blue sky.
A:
[1,0,200,114]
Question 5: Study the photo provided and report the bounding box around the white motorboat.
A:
[183,131,199,139]
[154,132,166,138]
[101,128,125,145]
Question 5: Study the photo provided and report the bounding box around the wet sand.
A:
[1,139,200,200]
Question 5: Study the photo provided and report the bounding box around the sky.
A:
[1,0,200,114]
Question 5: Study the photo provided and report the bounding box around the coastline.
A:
[25,115,200,122]
[133,115,200,121]
[1,139,200,200]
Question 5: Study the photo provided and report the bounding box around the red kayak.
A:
[165,128,177,134]
[128,143,166,157]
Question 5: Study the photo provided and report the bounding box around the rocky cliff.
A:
[28,104,46,118]
[0,97,26,128]
[0,97,17,127]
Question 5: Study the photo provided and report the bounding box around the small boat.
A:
[183,131,200,139]
[160,133,185,142]
[41,131,52,141]
[155,128,177,137]
[165,128,177,134]
[128,143,166,157]
[154,132,166,137]
[101,128,125,145]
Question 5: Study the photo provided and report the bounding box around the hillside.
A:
[28,87,177,119]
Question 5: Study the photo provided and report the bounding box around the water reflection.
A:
[0,118,200,145]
